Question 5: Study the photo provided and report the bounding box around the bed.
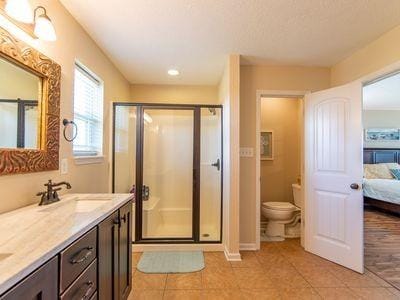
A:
[363,148,400,215]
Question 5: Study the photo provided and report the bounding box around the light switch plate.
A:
[61,158,68,174]
[240,147,254,157]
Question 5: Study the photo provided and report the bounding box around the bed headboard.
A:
[363,148,400,164]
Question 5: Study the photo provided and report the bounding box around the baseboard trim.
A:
[239,243,257,251]
[224,246,242,261]
[132,243,224,252]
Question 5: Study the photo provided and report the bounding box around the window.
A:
[73,63,104,157]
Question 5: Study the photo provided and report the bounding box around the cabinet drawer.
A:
[1,256,58,300]
[61,259,97,300]
[60,228,97,292]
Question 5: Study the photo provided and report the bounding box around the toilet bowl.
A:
[261,183,302,238]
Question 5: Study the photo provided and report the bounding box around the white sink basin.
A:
[75,200,109,213]
[74,195,114,201]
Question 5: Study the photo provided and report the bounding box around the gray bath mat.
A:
[137,251,204,273]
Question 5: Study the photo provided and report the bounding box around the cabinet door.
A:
[119,201,132,300]
[98,210,119,300]
[1,256,58,300]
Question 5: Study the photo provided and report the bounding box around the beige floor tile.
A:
[264,263,310,289]
[204,252,231,268]
[127,289,164,300]
[365,270,393,287]
[256,252,288,267]
[165,272,202,290]
[315,287,358,299]
[350,287,399,300]
[163,289,202,300]
[202,267,238,289]
[329,266,382,288]
[231,251,261,268]
[295,265,345,288]
[201,289,243,300]
[241,289,281,300]
[280,288,321,300]
[132,271,167,290]
[387,287,400,297]
[269,273,310,289]
[233,268,273,289]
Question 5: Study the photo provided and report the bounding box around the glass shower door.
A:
[200,107,222,241]
[141,108,194,239]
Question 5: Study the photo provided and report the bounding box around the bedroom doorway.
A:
[362,71,400,289]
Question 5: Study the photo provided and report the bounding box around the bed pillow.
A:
[390,169,400,180]
[364,164,394,179]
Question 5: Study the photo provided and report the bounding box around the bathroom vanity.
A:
[0,194,133,300]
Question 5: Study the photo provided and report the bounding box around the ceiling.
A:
[60,0,400,85]
[364,72,400,110]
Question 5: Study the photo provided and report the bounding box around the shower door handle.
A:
[211,159,220,171]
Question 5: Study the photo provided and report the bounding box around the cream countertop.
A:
[0,193,133,295]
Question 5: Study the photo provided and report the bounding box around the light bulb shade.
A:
[5,0,34,23]
[34,15,56,41]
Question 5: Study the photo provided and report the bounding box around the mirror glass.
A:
[0,56,41,149]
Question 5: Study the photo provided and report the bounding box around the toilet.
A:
[261,183,302,238]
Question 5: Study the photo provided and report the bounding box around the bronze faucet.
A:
[37,180,72,206]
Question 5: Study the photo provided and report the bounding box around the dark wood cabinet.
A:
[98,202,132,300]
[118,202,132,300]
[0,199,132,300]
[98,210,119,300]
[1,256,58,300]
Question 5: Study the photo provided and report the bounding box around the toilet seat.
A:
[262,202,297,211]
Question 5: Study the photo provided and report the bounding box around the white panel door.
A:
[305,81,363,273]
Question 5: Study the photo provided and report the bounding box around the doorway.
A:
[258,97,303,243]
[362,71,400,289]
[255,91,307,250]
[112,103,223,244]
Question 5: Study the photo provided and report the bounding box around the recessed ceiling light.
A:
[168,69,179,76]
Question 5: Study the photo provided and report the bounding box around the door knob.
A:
[350,183,359,190]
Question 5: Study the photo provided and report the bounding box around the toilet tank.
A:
[292,183,302,208]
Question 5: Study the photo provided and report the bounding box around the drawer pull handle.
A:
[73,280,94,300]
[70,247,93,264]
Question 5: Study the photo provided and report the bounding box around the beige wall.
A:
[130,84,219,104]
[260,98,301,211]
[363,110,400,148]
[239,65,331,244]
[0,0,130,213]
[331,24,400,86]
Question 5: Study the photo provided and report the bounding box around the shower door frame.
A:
[112,102,223,244]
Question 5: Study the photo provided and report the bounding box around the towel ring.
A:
[62,119,78,142]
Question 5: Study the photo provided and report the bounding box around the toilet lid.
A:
[262,202,296,211]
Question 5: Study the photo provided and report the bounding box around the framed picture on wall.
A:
[365,128,400,141]
[261,130,273,160]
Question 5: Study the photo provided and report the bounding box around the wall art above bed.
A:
[365,128,400,141]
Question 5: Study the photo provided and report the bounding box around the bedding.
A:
[363,178,400,205]
[390,169,400,180]
[363,163,399,179]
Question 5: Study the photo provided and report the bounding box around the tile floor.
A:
[365,208,400,290]
[128,239,400,299]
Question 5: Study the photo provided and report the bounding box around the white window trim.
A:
[74,155,105,165]
[72,60,105,164]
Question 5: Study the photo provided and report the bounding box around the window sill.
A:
[74,155,104,165]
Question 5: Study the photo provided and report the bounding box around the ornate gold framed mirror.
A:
[0,26,61,175]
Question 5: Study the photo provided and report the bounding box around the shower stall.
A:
[112,103,223,243]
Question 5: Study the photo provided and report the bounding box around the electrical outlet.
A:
[61,158,68,174]
[240,147,254,157]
